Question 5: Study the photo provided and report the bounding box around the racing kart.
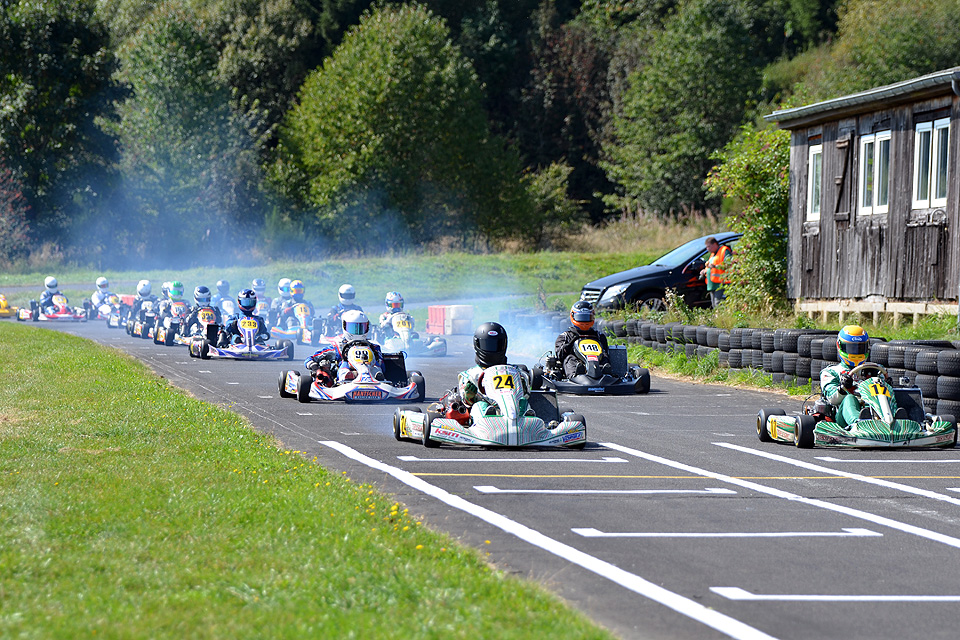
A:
[534,342,650,395]
[188,316,294,360]
[174,306,219,346]
[757,362,957,449]
[151,300,190,346]
[278,343,424,403]
[378,311,447,357]
[101,295,131,329]
[0,294,18,319]
[127,300,157,338]
[17,295,87,322]
[271,303,323,345]
[393,363,587,448]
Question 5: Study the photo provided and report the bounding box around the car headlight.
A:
[599,283,630,303]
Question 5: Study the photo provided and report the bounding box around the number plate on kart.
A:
[350,346,374,364]
[239,318,258,330]
[199,309,216,323]
[577,339,603,360]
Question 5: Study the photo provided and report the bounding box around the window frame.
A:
[913,117,950,210]
[806,143,823,221]
[858,130,891,216]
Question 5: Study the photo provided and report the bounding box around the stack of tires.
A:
[868,340,960,416]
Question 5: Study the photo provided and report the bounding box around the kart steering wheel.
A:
[848,361,888,381]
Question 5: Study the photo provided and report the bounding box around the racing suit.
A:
[90,289,114,309]
[377,310,410,340]
[130,294,159,321]
[820,362,865,428]
[38,289,63,313]
[278,294,316,330]
[555,327,611,379]
[326,302,363,330]
[305,338,384,384]
[449,364,532,424]
[181,305,223,338]
[219,313,270,347]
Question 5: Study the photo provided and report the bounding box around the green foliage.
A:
[602,0,761,216]
[0,161,31,265]
[271,3,531,249]
[705,124,790,313]
[522,162,587,249]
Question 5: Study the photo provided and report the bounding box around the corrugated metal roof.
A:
[765,67,960,128]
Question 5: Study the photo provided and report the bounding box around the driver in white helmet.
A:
[130,280,158,320]
[269,278,293,324]
[304,309,384,384]
[37,276,62,313]
[90,276,114,308]
[378,291,405,333]
[326,283,363,325]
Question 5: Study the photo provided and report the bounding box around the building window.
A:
[859,130,891,215]
[913,118,950,209]
[806,144,822,221]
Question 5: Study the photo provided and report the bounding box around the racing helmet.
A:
[570,300,595,332]
[251,278,266,298]
[237,288,257,315]
[137,280,151,297]
[385,291,403,311]
[838,325,870,369]
[44,276,58,293]
[341,309,370,341]
[216,280,229,296]
[161,281,171,299]
[96,276,109,294]
[194,285,211,306]
[291,279,305,301]
[169,280,184,301]
[474,322,508,368]
[338,284,356,306]
[277,278,292,300]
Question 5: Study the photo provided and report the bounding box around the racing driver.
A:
[218,289,270,346]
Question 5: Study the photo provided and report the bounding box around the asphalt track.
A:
[27,319,960,640]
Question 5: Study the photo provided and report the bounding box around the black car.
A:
[580,232,741,311]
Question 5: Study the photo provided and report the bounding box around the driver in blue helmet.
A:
[219,289,270,346]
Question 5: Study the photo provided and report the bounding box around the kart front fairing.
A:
[204,318,290,360]
[36,296,87,322]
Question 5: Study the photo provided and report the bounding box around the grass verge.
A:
[0,322,612,639]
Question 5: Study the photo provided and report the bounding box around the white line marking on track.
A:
[226,382,239,385]
[815,456,960,463]
[711,587,960,602]
[716,443,960,507]
[176,361,190,364]
[476,486,736,496]
[296,412,314,416]
[949,488,960,493]
[573,527,881,539]
[320,440,777,640]
[602,442,960,550]
[397,456,628,463]
[198,370,211,373]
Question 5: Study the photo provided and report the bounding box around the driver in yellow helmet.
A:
[819,325,874,427]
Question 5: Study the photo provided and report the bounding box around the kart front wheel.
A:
[278,371,294,399]
[198,338,210,360]
[411,373,425,402]
[393,408,404,441]
[422,411,441,448]
[757,408,784,443]
[281,340,295,361]
[531,366,543,391]
[940,414,957,448]
[795,415,816,448]
[296,372,312,403]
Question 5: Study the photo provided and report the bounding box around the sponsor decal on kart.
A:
[435,428,463,440]
[561,432,584,443]
[285,375,298,395]
[349,388,387,400]
[936,434,953,443]
[587,387,604,393]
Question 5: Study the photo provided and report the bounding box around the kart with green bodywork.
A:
[757,362,957,449]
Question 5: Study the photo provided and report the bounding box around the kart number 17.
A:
[869,383,890,397]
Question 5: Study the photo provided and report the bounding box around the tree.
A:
[270,3,530,249]
[0,158,31,266]
[602,0,761,216]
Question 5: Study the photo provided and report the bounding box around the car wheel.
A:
[278,371,294,399]
[794,415,816,448]
[411,373,425,402]
[422,411,442,448]
[757,408,784,443]
[393,408,404,441]
[636,293,666,312]
[531,366,543,391]
[199,338,210,359]
[297,371,312,403]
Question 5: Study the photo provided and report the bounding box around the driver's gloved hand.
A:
[840,373,855,391]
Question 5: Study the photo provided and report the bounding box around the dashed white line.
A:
[574,527,881,539]
[712,587,960,602]
[816,457,960,463]
[398,456,627,463]
[476,486,736,496]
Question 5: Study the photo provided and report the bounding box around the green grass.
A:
[0,322,612,639]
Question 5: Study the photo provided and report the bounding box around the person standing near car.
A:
[699,236,732,308]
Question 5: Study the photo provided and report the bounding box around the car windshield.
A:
[649,236,722,268]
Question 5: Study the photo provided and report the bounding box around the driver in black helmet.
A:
[218,289,270,346]
[554,300,611,379]
[181,285,222,337]
[447,322,528,422]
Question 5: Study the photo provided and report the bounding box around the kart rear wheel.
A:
[757,408,784,443]
[795,415,816,448]
[411,373,425,402]
[278,371,294,399]
[422,411,441,448]
[198,338,210,360]
[531,366,543,391]
[564,413,587,450]
[296,371,312,403]
[634,367,651,394]
[940,414,957,448]
[164,327,176,346]
[393,408,404,441]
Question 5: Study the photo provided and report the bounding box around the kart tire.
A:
[281,340,295,361]
[278,371,294,399]
[564,413,587,450]
[422,411,441,448]
[296,371,312,403]
[634,368,651,394]
[198,338,210,360]
[531,366,543,391]
[939,415,957,448]
[31,308,39,321]
[794,415,816,448]
[164,327,176,346]
[757,408,784,443]
[393,408,404,441]
[411,373,426,403]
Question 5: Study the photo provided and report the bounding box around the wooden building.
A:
[766,68,960,321]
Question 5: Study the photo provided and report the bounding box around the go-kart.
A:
[17,295,87,322]
[127,300,157,338]
[151,300,190,346]
[393,363,587,448]
[757,362,957,448]
[271,303,323,345]
[101,295,131,329]
[279,343,424,403]
[0,294,18,318]
[174,306,219,346]
[188,317,294,360]
[534,342,650,395]
[378,311,447,357]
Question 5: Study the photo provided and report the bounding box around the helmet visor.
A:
[239,297,256,310]
[388,300,403,310]
[841,341,869,356]
[476,333,505,353]
[340,289,355,301]
[344,319,369,336]
[571,308,594,323]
